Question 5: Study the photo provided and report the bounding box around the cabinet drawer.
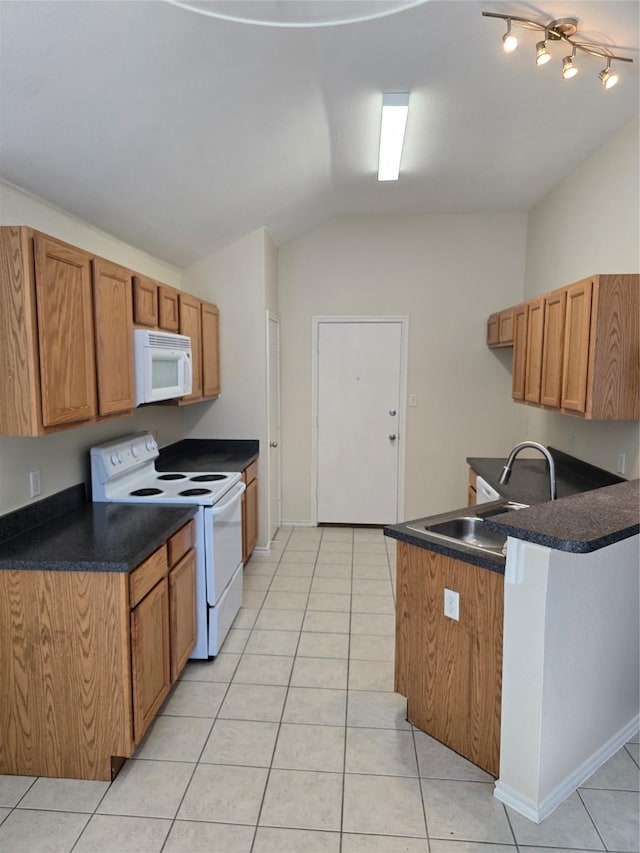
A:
[168,520,195,568]
[243,460,258,485]
[129,545,168,607]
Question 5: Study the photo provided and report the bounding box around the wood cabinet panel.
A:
[167,519,194,567]
[0,570,132,780]
[486,313,499,346]
[93,259,135,415]
[395,542,503,776]
[524,297,545,403]
[201,301,221,398]
[159,285,179,332]
[511,304,528,401]
[243,478,258,561]
[169,549,197,681]
[540,290,566,408]
[130,578,171,744]
[498,309,514,344]
[561,280,593,413]
[129,545,168,608]
[132,275,158,327]
[34,235,97,427]
[179,294,203,401]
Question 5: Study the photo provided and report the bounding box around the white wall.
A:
[519,117,640,478]
[278,213,527,523]
[182,228,278,547]
[0,183,185,514]
[497,534,640,821]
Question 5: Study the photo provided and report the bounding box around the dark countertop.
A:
[157,438,259,473]
[484,479,639,554]
[385,449,634,570]
[0,485,196,573]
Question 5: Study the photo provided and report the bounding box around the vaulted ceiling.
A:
[1,0,638,266]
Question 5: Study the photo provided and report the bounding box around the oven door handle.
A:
[210,481,246,515]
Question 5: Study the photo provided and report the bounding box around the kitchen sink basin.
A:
[405,499,529,558]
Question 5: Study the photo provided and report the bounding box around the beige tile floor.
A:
[1,525,638,852]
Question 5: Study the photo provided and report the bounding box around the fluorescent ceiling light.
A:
[378,93,409,181]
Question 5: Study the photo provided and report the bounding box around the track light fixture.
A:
[483,11,633,89]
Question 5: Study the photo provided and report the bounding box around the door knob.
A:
[389,409,397,417]
[270,441,278,448]
[389,434,397,441]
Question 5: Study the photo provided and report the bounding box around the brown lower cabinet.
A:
[242,460,259,562]
[0,520,196,781]
[395,540,503,776]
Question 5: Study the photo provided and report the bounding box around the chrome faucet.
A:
[499,441,557,501]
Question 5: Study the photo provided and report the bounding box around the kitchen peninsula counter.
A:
[0,485,196,572]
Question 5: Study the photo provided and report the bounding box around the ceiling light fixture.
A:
[562,46,578,80]
[378,93,410,182]
[599,59,620,89]
[535,33,551,66]
[482,11,633,89]
[502,19,519,53]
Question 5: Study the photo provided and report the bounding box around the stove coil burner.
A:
[190,474,227,482]
[157,473,187,481]
[130,488,164,496]
[179,488,213,496]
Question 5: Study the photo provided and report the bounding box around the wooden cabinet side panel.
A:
[201,301,221,398]
[540,290,567,408]
[561,280,593,413]
[0,570,131,780]
[524,298,545,403]
[178,295,203,400]
[0,227,41,435]
[169,549,197,682]
[130,579,171,745]
[34,235,97,426]
[245,477,258,560]
[511,304,529,400]
[394,542,411,697]
[403,546,503,777]
[486,314,499,347]
[93,259,135,416]
[589,275,640,420]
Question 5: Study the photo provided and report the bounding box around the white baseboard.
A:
[281,520,317,528]
[495,713,640,823]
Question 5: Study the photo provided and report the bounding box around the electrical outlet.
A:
[408,393,417,407]
[567,434,575,454]
[444,588,460,621]
[29,470,41,498]
[617,452,626,476]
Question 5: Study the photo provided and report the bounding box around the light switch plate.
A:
[29,470,42,498]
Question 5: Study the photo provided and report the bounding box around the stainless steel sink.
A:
[405,499,528,558]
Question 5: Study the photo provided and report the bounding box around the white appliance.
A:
[133,329,193,405]
[476,474,502,504]
[90,432,245,657]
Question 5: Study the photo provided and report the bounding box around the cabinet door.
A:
[486,314,499,347]
[540,290,567,408]
[524,298,545,403]
[132,275,158,327]
[511,304,529,401]
[159,285,179,332]
[34,235,97,426]
[179,294,203,401]
[93,259,135,416]
[201,301,220,398]
[561,280,593,413]
[498,309,514,344]
[130,579,171,744]
[169,549,197,682]
[244,477,258,560]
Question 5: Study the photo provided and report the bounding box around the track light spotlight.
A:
[599,59,619,89]
[562,47,578,79]
[536,36,551,66]
[502,19,518,53]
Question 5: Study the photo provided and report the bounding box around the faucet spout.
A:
[499,441,557,501]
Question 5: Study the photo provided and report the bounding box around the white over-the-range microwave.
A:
[133,329,193,405]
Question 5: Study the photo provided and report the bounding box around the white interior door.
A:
[267,313,281,539]
[316,319,405,525]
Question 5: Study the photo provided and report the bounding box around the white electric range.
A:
[90,432,245,657]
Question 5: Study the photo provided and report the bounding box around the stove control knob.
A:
[146,439,155,451]
[110,453,118,466]
[117,453,123,463]
[131,445,140,458]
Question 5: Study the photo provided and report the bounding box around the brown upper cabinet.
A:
[93,259,135,416]
[489,274,639,420]
[132,274,159,327]
[487,307,514,347]
[158,285,180,332]
[201,301,221,399]
[178,293,204,402]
